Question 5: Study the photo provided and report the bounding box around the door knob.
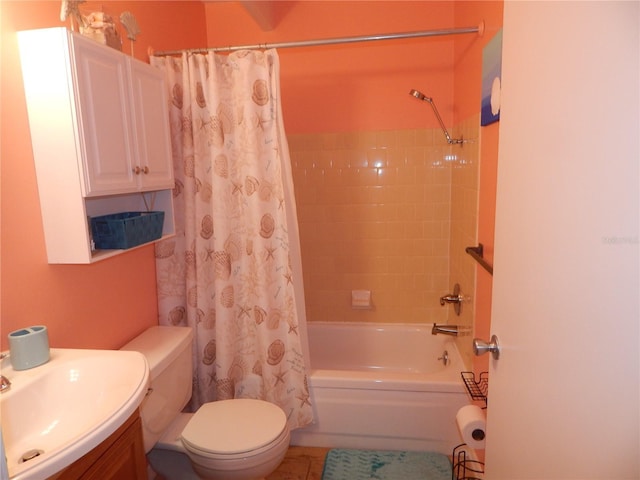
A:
[473,335,500,360]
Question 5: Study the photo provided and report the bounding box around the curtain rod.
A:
[151,23,484,57]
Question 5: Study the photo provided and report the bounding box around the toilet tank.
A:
[121,326,193,453]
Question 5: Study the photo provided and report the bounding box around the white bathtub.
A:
[291,322,470,454]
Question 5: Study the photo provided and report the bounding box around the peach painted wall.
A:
[204,1,458,134]
[0,1,207,351]
[454,2,504,373]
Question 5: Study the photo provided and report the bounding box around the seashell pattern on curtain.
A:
[151,50,313,430]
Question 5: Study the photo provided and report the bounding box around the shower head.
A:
[409,88,464,145]
[409,89,432,103]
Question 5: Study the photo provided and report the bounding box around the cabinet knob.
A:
[142,166,149,174]
[133,166,141,175]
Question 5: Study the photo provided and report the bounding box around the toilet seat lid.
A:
[181,399,288,455]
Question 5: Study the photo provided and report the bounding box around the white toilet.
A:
[121,326,290,480]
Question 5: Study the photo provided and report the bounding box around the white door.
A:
[484,2,639,479]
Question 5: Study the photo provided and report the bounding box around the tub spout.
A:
[431,323,459,336]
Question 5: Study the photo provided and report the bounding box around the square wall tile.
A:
[290,120,480,342]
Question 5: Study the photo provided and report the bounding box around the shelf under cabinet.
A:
[90,233,176,262]
[83,190,176,264]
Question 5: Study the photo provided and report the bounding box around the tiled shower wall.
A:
[289,124,478,333]
[450,115,480,369]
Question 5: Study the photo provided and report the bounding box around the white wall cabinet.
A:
[18,27,175,263]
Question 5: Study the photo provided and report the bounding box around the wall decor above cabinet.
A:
[18,27,175,264]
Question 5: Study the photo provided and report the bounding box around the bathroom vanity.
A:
[0,348,149,480]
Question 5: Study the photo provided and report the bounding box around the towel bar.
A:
[465,244,493,275]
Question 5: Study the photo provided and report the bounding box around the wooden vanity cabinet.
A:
[49,409,147,480]
[18,27,175,264]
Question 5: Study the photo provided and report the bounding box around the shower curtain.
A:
[151,50,313,430]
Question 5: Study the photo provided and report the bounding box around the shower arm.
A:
[426,98,463,145]
[409,90,464,145]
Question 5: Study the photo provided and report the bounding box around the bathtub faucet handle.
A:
[439,283,463,316]
[437,350,449,366]
[439,294,461,306]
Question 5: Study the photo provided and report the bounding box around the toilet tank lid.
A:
[120,326,192,379]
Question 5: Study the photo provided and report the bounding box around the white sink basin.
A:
[0,348,149,480]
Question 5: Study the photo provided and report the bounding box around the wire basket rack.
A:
[460,371,488,406]
[452,444,485,480]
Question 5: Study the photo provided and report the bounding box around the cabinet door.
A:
[54,411,147,480]
[78,416,147,480]
[129,60,175,192]
[72,35,138,196]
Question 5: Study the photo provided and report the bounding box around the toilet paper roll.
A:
[456,404,486,449]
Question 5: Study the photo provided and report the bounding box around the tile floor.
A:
[266,446,330,480]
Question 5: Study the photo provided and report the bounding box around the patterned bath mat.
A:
[321,448,452,480]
